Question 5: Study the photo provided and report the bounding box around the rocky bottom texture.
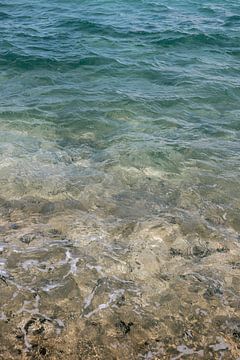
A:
[0,197,240,359]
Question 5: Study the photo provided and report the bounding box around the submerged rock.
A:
[19,233,36,244]
[116,320,134,335]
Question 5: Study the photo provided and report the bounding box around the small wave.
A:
[0,50,122,71]
[151,31,239,48]
[56,18,125,38]
[198,6,217,16]
[56,17,165,39]
[0,11,11,19]
[224,15,240,27]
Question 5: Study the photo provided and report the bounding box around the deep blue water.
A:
[0,0,240,358]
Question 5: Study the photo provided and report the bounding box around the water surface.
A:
[0,0,240,358]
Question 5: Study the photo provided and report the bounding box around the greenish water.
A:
[0,0,240,358]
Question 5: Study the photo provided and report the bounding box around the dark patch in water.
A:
[116,320,134,335]
[19,233,36,244]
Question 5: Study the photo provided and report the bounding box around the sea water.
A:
[0,0,240,358]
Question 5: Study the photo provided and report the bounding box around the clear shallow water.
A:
[0,0,240,358]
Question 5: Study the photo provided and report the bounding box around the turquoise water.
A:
[0,0,240,358]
